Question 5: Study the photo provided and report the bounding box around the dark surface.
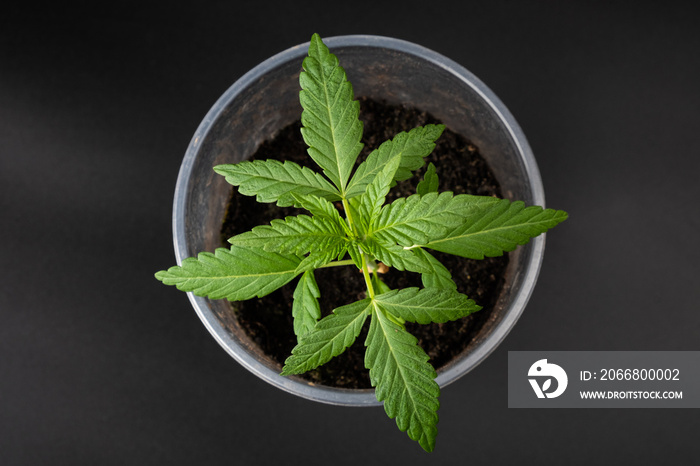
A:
[2,2,699,464]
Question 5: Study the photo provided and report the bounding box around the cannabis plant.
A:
[156,33,567,452]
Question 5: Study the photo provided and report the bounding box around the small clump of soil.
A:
[220,97,509,389]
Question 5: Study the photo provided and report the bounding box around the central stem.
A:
[361,251,375,299]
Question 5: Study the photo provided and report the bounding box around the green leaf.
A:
[425,199,569,259]
[358,154,401,226]
[346,241,365,270]
[300,33,363,193]
[155,246,301,300]
[284,192,349,231]
[346,124,445,199]
[362,237,432,273]
[372,192,501,247]
[213,160,340,206]
[416,162,439,195]
[413,248,457,291]
[281,299,372,375]
[228,215,348,256]
[346,196,368,237]
[295,242,348,274]
[365,302,440,452]
[292,270,322,340]
[374,287,481,324]
[371,275,393,295]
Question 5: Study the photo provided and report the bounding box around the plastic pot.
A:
[171,35,545,406]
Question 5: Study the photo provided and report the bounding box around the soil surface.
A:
[220,97,509,389]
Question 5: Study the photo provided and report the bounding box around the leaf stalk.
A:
[341,198,356,233]
[317,259,355,269]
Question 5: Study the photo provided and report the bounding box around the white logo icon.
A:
[528,359,568,399]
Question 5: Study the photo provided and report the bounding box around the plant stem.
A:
[341,198,356,233]
[361,252,376,299]
[317,259,355,269]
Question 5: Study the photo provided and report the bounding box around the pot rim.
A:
[173,34,545,407]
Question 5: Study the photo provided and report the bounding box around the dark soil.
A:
[220,97,509,389]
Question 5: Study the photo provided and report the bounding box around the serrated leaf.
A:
[358,154,401,226]
[292,270,322,340]
[295,242,349,274]
[372,192,501,247]
[282,298,372,375]
[425,199,569,259]
[413,248,457,291]
[299,33,363,193]
[283,192,350,233]
[362,237,432,273]
[365,302,440,452]
[155,246,301,301]
[374,287,481,324]
[346,241,364,270]
[346,124,445,199]
[346,196,368,237]
[228,215,348,256]
[213,160,340,206]
[416,162,439,195]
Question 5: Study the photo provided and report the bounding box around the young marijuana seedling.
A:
[156,33,568,452]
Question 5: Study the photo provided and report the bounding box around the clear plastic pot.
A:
[172,35,545,406]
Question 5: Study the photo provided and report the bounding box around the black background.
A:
[2,1,699,464]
